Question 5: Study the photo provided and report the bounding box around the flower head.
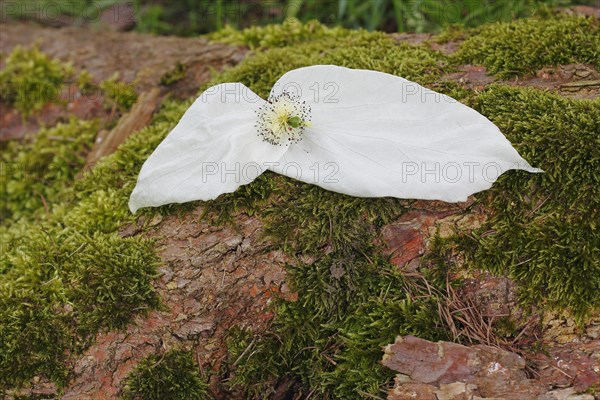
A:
[255,92,311,145]
[129,65,541,213]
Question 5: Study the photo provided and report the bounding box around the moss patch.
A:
[454,16,600,77]
[0,102,185,389]
[215,33,447,100]
[122,349,210,400]
[226,253,447,399]
[462,85,599,319]
[100,73,138,112]
[0,226,159,389]
[0,118,97,221]
[263,180,406,254]
[0,45,73,116]
[160,62,187,86]
[0,45,138,118]
[208,19,352,49]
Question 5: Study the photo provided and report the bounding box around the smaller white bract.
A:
[129,65,541,213]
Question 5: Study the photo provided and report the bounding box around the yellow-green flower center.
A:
[256,92,311,145]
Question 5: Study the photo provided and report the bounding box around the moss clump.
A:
[462,85,599,319]
[215,33,446,100]
[434,23,476,44]
[226,253,447,399]
[76,70,97,95]
[0,227,159,388]
[0,118,97,222]
[0,45,73,116]
[0,101,186,389]
[160,62,187,86]
[263,180,406,253]
[454,16,600,77]
[202,174,407,254]
[209,18,352,49]
[100,73,138,111]
[122,349,210,400]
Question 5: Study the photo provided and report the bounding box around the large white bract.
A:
[129,65,541,213]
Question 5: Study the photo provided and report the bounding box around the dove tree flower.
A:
[129,65,540,213]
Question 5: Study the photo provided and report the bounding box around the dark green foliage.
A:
[122,349,210,400]
[464,85,600,319]
[0,119,97,221]
[455,16,600,77]
[226,253,447,399]
[0,45,73,116]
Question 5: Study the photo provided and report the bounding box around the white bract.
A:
[129,65,541,213]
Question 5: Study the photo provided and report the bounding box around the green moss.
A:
[209,19,353,49]
[422,234,461,289]
[263,181,406,254]
[0,45,73,116]
[0,101,195,391]
[160,62,187,86]
[462,85,599,319]
[0,226,159,389]
[454,16,600,77]
[215,33,446,100]
[434,24,476,44]
[0,118,97,222]
[226,253,447,399]
[0,102,183,390]
[122,349,210,400]
[76,70,96,95]
[100,73,138,111]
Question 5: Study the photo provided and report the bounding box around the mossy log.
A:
[1,13,599,400]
